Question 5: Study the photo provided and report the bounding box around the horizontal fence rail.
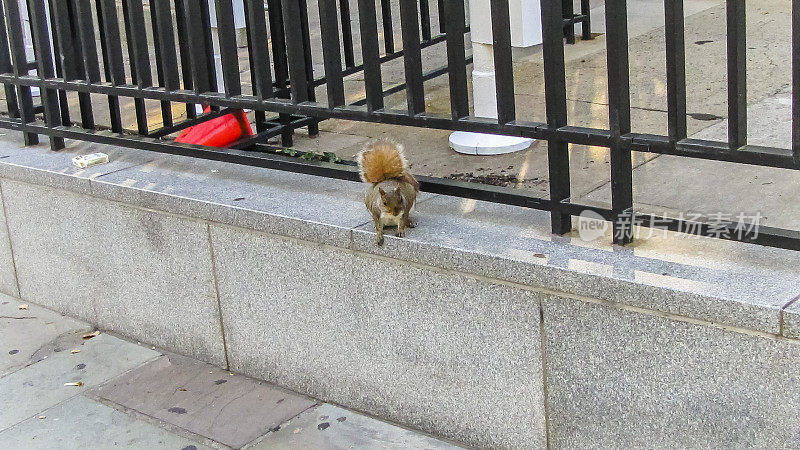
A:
[0,0,798,251]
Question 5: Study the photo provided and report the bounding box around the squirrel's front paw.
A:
[395,229,405,238]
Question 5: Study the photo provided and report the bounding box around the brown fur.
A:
[357,139,410,184]
[357,140,419,245]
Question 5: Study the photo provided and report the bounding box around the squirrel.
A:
[357,139,419,246]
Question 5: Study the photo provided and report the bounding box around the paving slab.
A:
[94,353,317,448]
[249,403,461,449]
[0,294,92,377]
[353,194,800,334]
[0,333,158,430]
[541,294,800,448]
[0,395,212,449]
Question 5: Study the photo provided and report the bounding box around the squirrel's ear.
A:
[378,187,386,197]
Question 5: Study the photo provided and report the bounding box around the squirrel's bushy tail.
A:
[357,139,408,184]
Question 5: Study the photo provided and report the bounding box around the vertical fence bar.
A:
[726,0,746,148]
[399,0,425,115]
[3,0,38,144]
[281,0,310,103]
[244,0,272,132]
[183,0,213,97]
[489,0,515,124]
[52,0,94,129]
[437,0,446,33]
[541,0,571,234]
[357,0,384,112]
[172,0,195,118]
[47,0,72,125]
[420,0,432,41]
[318,0,345,107]
[199,0,218,94]
[444,0,468,119]
[605,0,633,245]
[50,0,77,125]
[0,4,20,121]
[214,0,242,97]
[151,0,180,127]
[245,0,274,100]
[380,0,394,54]
[298,0,319,136]
[580,0,591,40]
[96,0,125,131]
[75,0,103,109]
[267,0,289,88]
[267,0,292,145]
[338,0,355,67]
[68,0,94,128]
[562,0,575,44]
[47,0,71,126]
[664,0,687,143]
[28,0,65,148]
[149,1,170,126]
[794,0,800,166]
[122,0,152,134]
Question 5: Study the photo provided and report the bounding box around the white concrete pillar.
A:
[449,0,542,155]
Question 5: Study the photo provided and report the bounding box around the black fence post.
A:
[542,0,571,235]
[399,0,425,115]
[2,0,38,145]
[28,0,65,149]
[0,4,20,122]
[794,0,800,167]
[664,0,687,144]
[605,0,633,245]
[489,0,515,125]
[726,0,747,149]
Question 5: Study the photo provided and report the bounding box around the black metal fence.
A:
[0,0,798,250]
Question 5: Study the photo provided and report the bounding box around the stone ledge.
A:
[0,136,797,336]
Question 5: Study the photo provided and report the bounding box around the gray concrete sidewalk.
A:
[0,294,461,449]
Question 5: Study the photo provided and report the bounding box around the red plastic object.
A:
[175,107,253,147]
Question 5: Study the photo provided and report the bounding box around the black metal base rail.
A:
[1,0,799,252]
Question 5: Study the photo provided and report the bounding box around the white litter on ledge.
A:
[72,152,109,169]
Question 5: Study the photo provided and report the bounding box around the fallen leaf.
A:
[293,428,302,434]
[38,416,46,419]
[70,348,81,354]
[82,331,100,339]
[64,382,83,387]
[18,304,28,310]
